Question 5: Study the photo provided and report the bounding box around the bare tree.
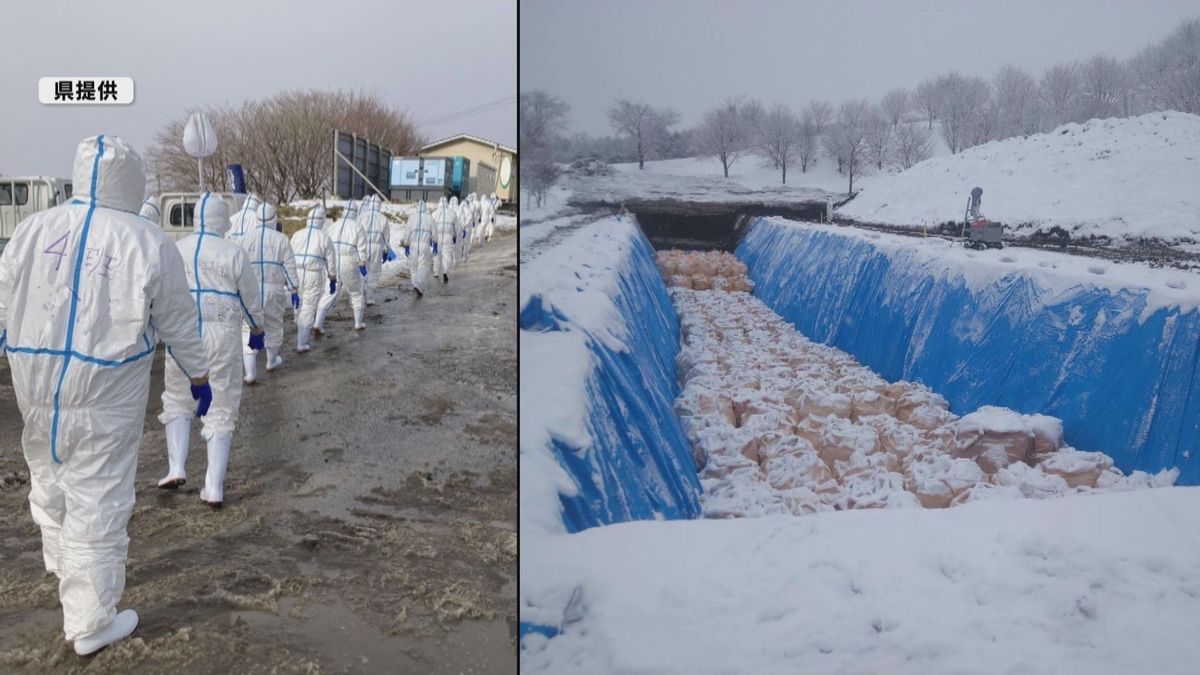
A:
[823,99,871,194]
[796,118,819,173]
[521,90,569,156]
[1079,54,1129,120]
[938,72,991,153]
[1040,63,1081,129]
[879,89,911,127]
[520,90,571,208]
[993,64,1040,138]
[757,104,801,184]
[893,122,933,169]
[1129,19,1200,115]
[147,90,419,203]
[694,97,763,178]
[863,107,893,170]
[915,77,945,129]
[607,99,681,170]
[804,100,834,137]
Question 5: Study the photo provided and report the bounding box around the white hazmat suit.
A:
[290,205,337,350]
[315,201,368,331]
[240,202,298,381]
[401,199,433,296]
[138,196,160,223]
[0,135,210,649]
[479,193,496,244]
[226,192,263,243]
[157,193,265,507]
[358,194,390,306]
[431,196,458,283]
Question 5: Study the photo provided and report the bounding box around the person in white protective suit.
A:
[358,194,395,306]
[431,196,458,284]
[400,199,433,297]
[457,194,474,263]
[479,192,496,245]
[314,200,367,332]
[483,192,500,242]
[469,193,482,255]
[138,196,160,223]
[0,135,212,655]
[157,193,266,508]
[226,192,263,243]
[290,205,338,349]
[240,201,299,381]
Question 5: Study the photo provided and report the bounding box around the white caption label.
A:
[38,77,135,105]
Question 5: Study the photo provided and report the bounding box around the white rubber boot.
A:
[200,433,232,508]
[265,347,283,371]
[243,352,257,384]
[157,416,191,489]
[297,324,310,353]
[353,307,365,331]
[74,609,138,656]
[314,304,330,335]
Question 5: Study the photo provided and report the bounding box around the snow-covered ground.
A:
[521,486,1200,674]
[840,112,1200,244]
[565,158,842,206]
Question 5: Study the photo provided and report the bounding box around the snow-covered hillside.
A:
[839,112,1200,243]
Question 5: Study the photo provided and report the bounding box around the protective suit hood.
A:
[449,196,459,208]
[139,196,161,222]
[307,205,326,229]
[345,201,359,219]
[72,135,145,212]
[438,197,448,209]
[194,192,231,235]
[256,202,277,228]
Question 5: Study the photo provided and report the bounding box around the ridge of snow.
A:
[839,111,1200,243]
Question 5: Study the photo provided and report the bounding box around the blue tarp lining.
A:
[737,219,1200,484]
[520,229,702,534]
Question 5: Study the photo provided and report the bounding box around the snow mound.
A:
[839,111,1200,243]
[667,270,1176,517]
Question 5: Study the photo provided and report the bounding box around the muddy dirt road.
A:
[0,235,517,674]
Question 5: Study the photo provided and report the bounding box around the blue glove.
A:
[330,279,337,294]
[385,249,397,262]
[359,265,368,277]
[404,245,411,257]
[291,292,300,309]
[453,235,457,244]
[191,382,213,417]
[432,242,439,255]
[248,331,265,351]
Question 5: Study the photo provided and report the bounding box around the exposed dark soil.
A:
[0,235,517,674]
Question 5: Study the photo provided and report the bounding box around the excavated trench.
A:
[576,200,829,251]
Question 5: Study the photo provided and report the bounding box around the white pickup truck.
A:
[151,192,245,241]
[1,183,247,245]
[1,176,73,242]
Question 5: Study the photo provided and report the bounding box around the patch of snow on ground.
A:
[839,111,1200,243]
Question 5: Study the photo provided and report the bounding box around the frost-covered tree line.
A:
[525,18,1200,196]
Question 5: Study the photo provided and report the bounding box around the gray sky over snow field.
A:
[521,0,1199,135]
[1,0,515,177]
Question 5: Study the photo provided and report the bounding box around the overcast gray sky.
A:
[521,0,1198,136]
[1,0,515,177]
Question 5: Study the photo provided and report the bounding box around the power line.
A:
[418,95,516,127]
